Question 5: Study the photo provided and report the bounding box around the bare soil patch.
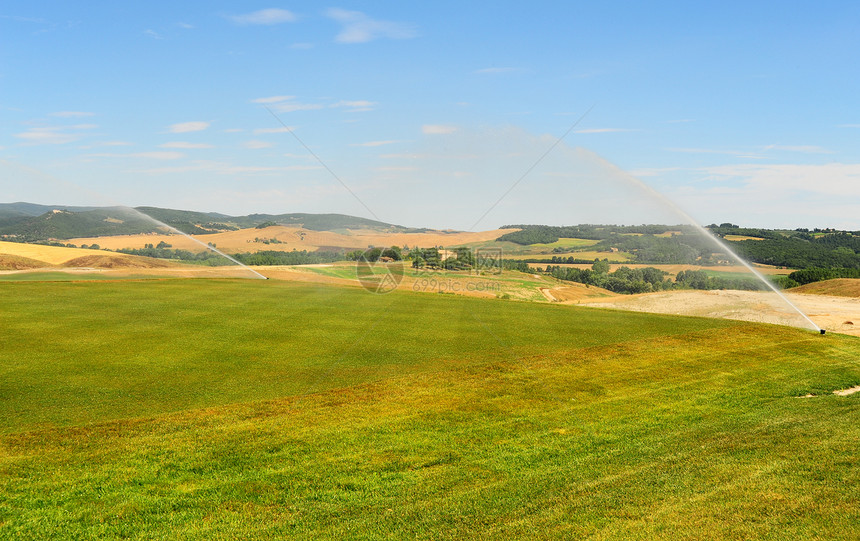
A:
[0,254,51,270]
[63,255,171,269]
[834,385,860,397]
[578,289,860,335]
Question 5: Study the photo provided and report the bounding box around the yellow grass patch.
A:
[793,278,860,298]
[0,241,114,266]
[724,235,766,241]
[68,227,519,254]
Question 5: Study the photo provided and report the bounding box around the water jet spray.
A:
[121,206,268,280]
[578,150,822,333]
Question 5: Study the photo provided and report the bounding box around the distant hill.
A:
[0,203,407,241]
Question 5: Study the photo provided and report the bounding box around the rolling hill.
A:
[0,203,411,241]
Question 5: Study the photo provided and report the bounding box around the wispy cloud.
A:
[177,22,194,29]
[242,140,274,149]
[350,140,399,147]
[87,151,185,160]
[228,8,296,25]
[254,127,294,134]
[144,29,164,40]
[325,8,416,44]
[626,167,681,177]
[99,141,132,146]
[574,128,639,134]
[50,111,95,118]
[474,67,518,74]
[168,121,210,133]
[422,125,457,135]
[699,163,860,197]
[14,124,97,145]
[763,144,834,154]
[291,42,314,49]
[159,141,213,149]
[375,166,416,172]
[78,140,133,149]
[252,95,295,104]
[838,124,860,128]
[273,102,324,113]
[331,100,376,112]
[130,160,321,175]
[667,147,748,156]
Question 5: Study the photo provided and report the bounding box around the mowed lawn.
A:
[0,279,858,538]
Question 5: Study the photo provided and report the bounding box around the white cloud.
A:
[380,153,426,159]
[159,141,214,149]
[50,111,95,118]
[667,147,749,156]
[133,151,185,160]
[14,124,97,145]
[350,140,399,147]
[168,121,210,133]
[375,166,416,172]
[574,128,639,134]
[254,127,295,134]
[700,163,860,197]
[252,95,295,104]
[475,67,517,74]
[325,8,416,44]
[273,102,323,113]
[422,125,457,135]
[144,29,164,40]
[242,140,274,149]
[78,140,133,149]
[331,100,376,112]
[228,8,296,25]
[626,167,680,177]
[87,151,185,160]
[177,22,194,29]
[764,144,834,154]
[130,160,321,175]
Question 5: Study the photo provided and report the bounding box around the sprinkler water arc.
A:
[123,206,268,280]
[0,159,267,280]
[580,150,823,334]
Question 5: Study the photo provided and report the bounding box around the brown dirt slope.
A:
[63,255,171,269]
[792,279,860,298]
[0,254,51,270]
[544,283,617,302]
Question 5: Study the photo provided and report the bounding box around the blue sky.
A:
[2,1,859,229]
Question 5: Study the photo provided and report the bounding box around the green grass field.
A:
[1,278,858,538]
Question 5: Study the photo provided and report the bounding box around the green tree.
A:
[592,258,610,274]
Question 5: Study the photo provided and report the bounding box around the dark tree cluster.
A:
[345,246,402,262]
[497,224,692,245]
[545,260,673,294]
[117,246,226,265]
[787,267,860,285]
[233,250,345,266]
